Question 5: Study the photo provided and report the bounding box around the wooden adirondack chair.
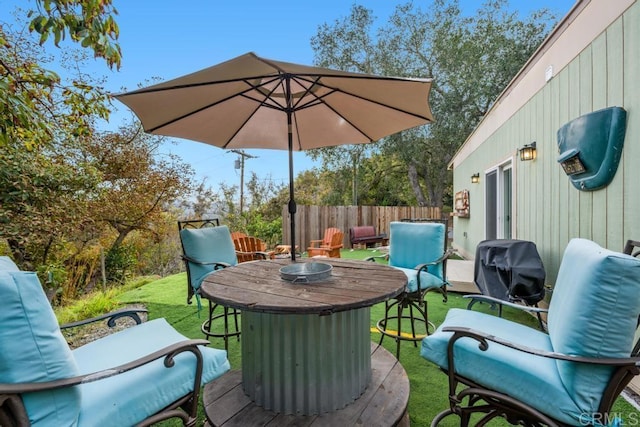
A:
[307,228,344,258]
[233,236,273,263]
[230,231,247,241]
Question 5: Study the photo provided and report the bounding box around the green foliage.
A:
[0,20,112,149]
[35,262,67,303]
[0,141,100,268]
[105,243,136,284]
[245,214,282,248]
[27,0,122,69]
[213,174,285,246]
[54,288,121,324]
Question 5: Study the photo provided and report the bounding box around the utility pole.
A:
[231,149,257,214]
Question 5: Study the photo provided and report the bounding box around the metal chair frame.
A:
[177,219,240,351]
[371,219,452,359]
[431,326,640,427]
[429,239,640,426]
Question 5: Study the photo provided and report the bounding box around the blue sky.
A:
[4,0,576,190]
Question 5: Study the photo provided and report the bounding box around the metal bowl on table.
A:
[279,262,333,283]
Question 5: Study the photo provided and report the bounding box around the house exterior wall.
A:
[451,0,640,284]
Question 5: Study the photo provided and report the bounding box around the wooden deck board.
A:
[203,343,409,427]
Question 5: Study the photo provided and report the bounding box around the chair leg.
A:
[378,300,391,346]
[377,296,434,360]
[408,302,418,348]
[223,306,230,352]
[201,301,241,352]
[396,299,403,359]
[233,308,241,342]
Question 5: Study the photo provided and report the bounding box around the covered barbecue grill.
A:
[473,239,546,306]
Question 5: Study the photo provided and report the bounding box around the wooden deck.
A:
[203,343,410,427]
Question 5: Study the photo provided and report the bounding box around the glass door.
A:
[485,161,513,239]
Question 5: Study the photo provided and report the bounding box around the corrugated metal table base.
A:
[204,342,410,427]
[241,308,371,415]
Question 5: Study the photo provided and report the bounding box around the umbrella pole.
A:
[286,77,297,261]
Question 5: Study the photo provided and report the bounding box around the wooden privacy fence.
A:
[282,205,442,252]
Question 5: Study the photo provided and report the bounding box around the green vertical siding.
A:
[606,19,625,252]
[453,3,640,283]
[623,4,640,247]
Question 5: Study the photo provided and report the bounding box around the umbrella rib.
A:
[282,75,392,142]
[221,75,289,149]
[291,74,434,122]
[145,75,285,133]
[118,73,285,95]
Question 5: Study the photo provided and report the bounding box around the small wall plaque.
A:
[454,190,470,218]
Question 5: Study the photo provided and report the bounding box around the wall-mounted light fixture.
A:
[471,173,480,184]
[519,141,537,161]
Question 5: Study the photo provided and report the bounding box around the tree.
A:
[311,0,557,208]
[1,1,120,268]
[1,1,120,149]
[85,123,193,253]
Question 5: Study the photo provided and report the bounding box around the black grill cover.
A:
[474,239,546,305]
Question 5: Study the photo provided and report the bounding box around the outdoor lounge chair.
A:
[421,238,640,426]
[307,227,344,258]
[0,256,230,426]
[367,220,452,359]
[178,223,243,351]
[232,235,273,263]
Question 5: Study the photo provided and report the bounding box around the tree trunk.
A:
[408,163,428,206]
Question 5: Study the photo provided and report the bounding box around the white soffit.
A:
[450,0,636,168]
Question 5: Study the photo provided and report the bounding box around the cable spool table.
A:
[200,258,410,425]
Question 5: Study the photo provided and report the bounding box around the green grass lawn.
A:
[115,250,639,426]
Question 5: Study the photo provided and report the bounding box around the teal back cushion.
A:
[0,271,81,425]
[179,225,237,290]
[0,256,19,271]
[548,238,640,409]
[388,221,445,280]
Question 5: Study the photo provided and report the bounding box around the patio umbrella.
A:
[115,52,434,260]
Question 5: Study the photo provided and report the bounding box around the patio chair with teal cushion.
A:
[178,223,242,350]
[367,220,452,359]
[0,257,230,426]
[421,238,640,426]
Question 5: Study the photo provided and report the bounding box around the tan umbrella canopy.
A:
[116,52,434,260]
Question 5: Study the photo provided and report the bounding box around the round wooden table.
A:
[200,258,406,416]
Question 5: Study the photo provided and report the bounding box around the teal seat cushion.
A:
[179,225,238,291]
[73,318,230,427]
[388,221,446,292]
[421,308,580,425]
[0,256,19,271]
[547,238,640,418]
[0,271,81,426]
[394,266,445,293]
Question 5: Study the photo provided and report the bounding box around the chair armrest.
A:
[442,326,640,366]
[414,249,455,293]
[415,249,456,272]
[365,254,389,263]
[0,339,211,394]
[235,250,268,260]
[463,295,549,314]
[181,255,230,270]
[60,308,148,330]
[308,240,323,248]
